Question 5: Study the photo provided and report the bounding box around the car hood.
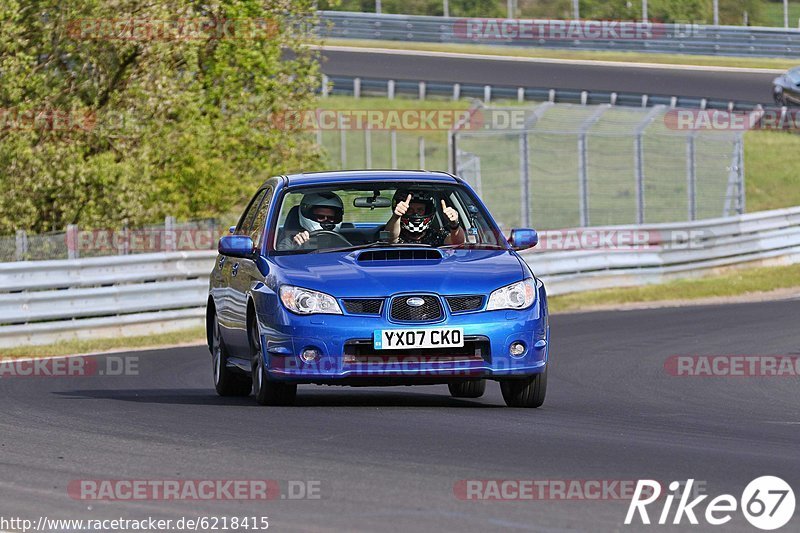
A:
[270,248,526,297]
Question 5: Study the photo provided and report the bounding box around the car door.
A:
[217,188,268,353]
[227,186,273,355]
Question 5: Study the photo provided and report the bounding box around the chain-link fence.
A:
[453,103,745,231]
[1,217,223,262]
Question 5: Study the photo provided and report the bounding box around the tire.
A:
[774,90,786,107]
[500,368,547,408]
[448,379,486,398]
[210,313,251,397]
[250,317,297,406]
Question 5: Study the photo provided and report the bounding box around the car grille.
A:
[344,337,491,362]
[390,295,442,322]
[342,298,384,315]
[446,295,484,313]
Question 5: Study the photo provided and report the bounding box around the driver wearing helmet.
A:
[280,192,344,249]
[386,190,465,246]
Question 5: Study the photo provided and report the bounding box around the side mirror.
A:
[509,228,538,251]
[228,226,236,234]
[219,235,255,258]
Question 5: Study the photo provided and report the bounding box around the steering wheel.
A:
[299,230,352,249]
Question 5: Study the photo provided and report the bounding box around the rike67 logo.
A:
[625,477,795,530]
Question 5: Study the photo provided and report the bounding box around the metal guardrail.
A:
[324,74,768,111]
[2,207,799,347]
[319,11,800,58]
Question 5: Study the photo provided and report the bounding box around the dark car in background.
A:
[773,66,800,106]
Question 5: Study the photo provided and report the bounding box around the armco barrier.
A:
[319,11,800,58]
[1,207,799,347]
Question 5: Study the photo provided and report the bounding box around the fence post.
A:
[519,132,530,227]
[418,81,426,100]
[164,216,176,253]
[686,133,697,221]
[577,105,610,227]
[339,114,347,168]
[738,135,746,214]
[390,130,397,169]
[418,136,425,168]
[387,79,395,100]
[364,128,372,168]
[15,229,28,261]
[483,85,491,103]
[66,224,79,260]
[321,74,329,98]
[353,77,361,99]
[452,83,460,101]
[633,105,665,224]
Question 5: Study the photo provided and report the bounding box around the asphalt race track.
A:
[1,299,798,532]
[320,48,782,104]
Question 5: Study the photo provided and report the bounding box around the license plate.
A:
[374,328,464,350]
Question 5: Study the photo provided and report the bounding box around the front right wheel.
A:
[249,316,297,406]
[500,368,547,408]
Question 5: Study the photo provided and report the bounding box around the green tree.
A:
[0,0,322,233]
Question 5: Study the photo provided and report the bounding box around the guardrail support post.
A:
[517,87,525,102]
[353,77,361,99]
[484,85,491,103]
[387,79,395,100]
[738,135,746,214]
[418,81,426,100]
[452,83,460,101]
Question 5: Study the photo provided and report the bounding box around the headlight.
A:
[279,285,342,315]
[486,279,536,310]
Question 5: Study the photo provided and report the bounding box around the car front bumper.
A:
[258,303,549,383]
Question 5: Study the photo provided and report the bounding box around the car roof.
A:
[283,170,459,187]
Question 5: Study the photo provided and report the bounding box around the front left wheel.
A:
[500,368,547,408]
[210,314,252,397]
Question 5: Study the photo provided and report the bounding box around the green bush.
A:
[0,0,323,233]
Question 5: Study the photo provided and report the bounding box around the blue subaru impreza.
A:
[207,170,549,407]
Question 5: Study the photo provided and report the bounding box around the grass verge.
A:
[324,38,796,70]
[548,263,800,313]
[1,326,206,359]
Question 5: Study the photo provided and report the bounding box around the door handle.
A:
[231,262,240,277]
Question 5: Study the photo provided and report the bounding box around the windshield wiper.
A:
[439,243,507,250]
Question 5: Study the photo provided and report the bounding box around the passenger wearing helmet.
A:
[385,190,465,246]
[280,192,345,249]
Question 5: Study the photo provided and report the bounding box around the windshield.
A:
[787,68,800,84]
[271,181,505,254]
